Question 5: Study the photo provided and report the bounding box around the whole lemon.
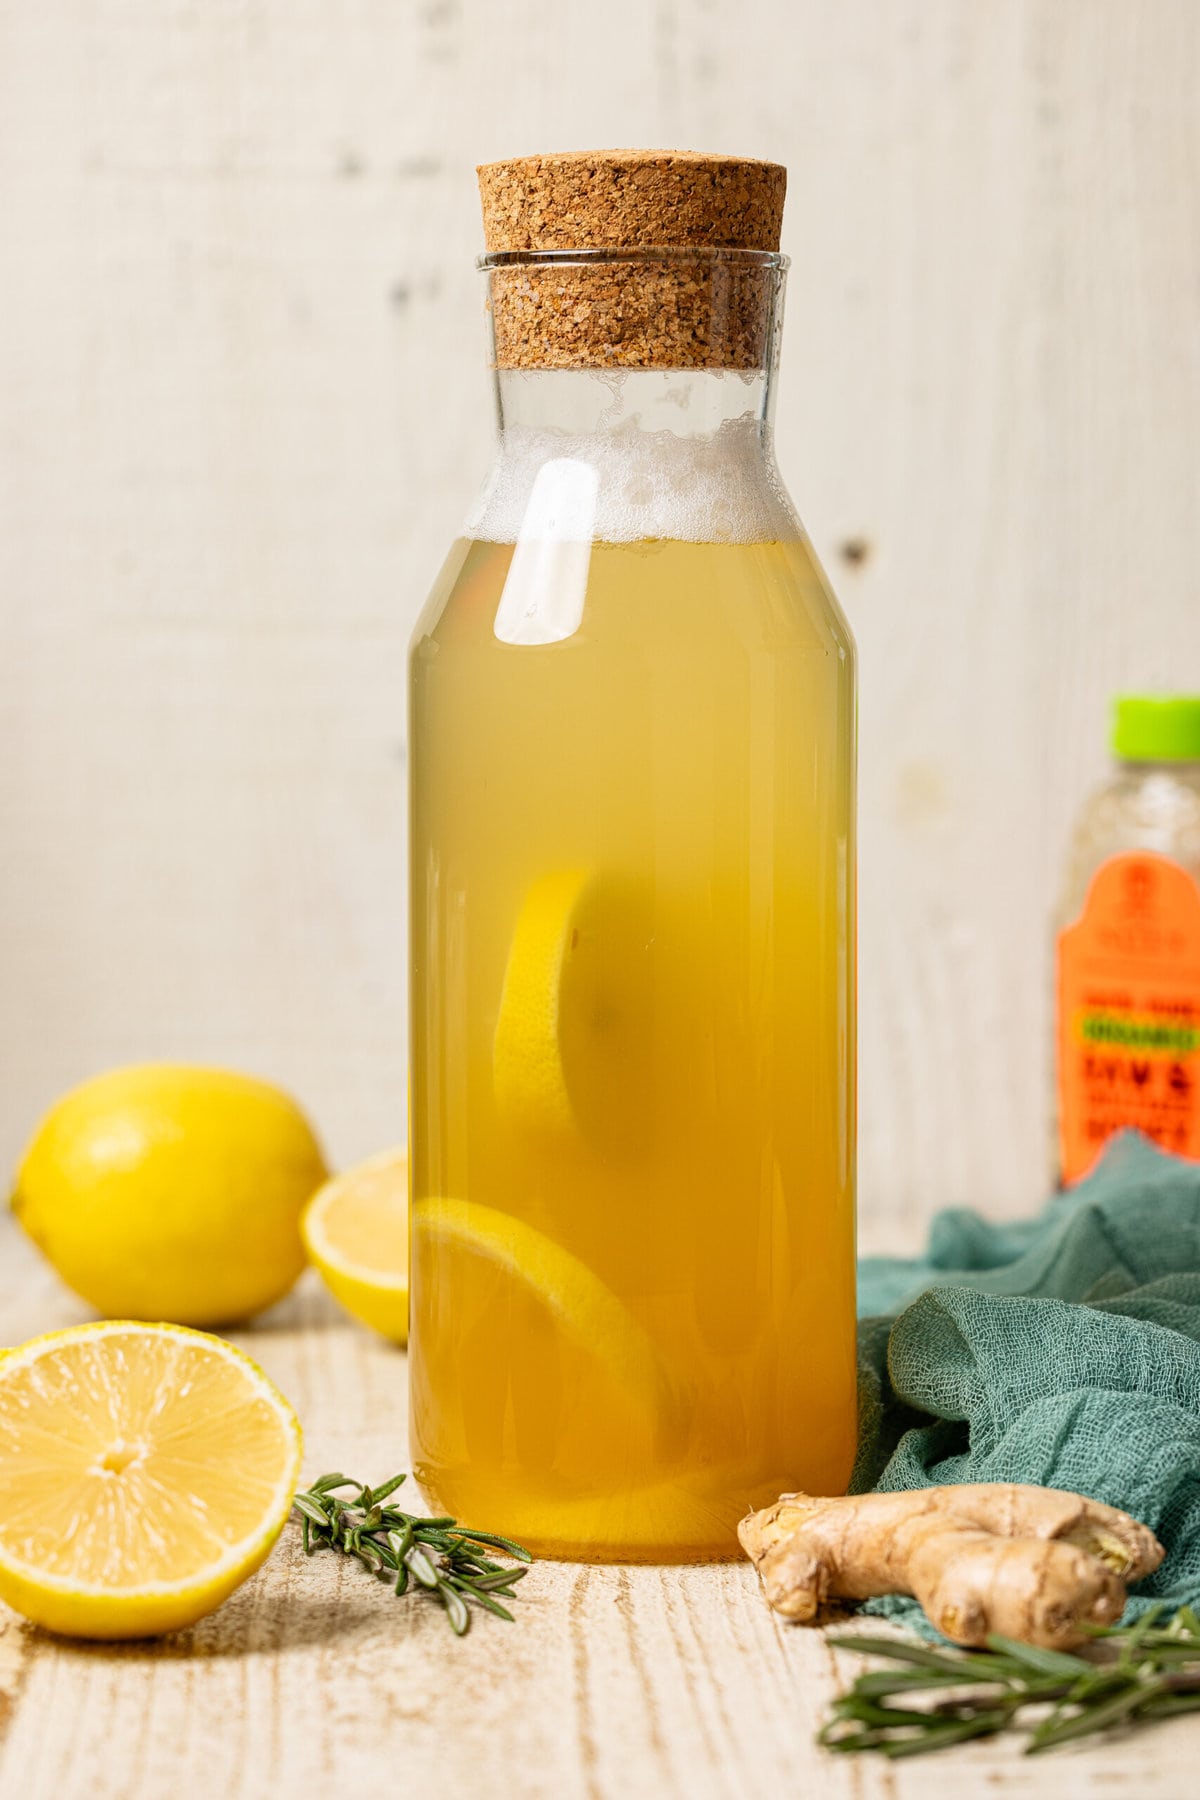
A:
[11,1065,328,1326]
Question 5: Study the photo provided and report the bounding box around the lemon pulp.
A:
[0,1321,302,1638]
[302,1148,409,1343]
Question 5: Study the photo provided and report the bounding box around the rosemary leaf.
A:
[293,1494,334,1530]
[404,1545,440,1589]
[1143,1692,1200,1718]
[1027,1678,1167,1753]
[453,1529,536,1563]
[882,1712,1012,1757]
[368,1474,409,1505]
[468,1566,529,1592]
[308,1473,357,1495]
[984,1635,1094,1678]
[851,1668,1011,1702]
[437,1580,471,1635]
[451,1585,516,1623]
[826,1633,984,1675]
[1112,1603,1165,1666]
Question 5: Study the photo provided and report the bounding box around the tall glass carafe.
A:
[408,152,857,1561]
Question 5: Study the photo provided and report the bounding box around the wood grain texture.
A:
[1,3,1200,1226]
[0,1217,1196,1798]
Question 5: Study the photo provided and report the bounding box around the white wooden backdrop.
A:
[3,0,1199,1231]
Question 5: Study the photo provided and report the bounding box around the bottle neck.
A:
[491,365,777,445]
[467,366,793,546]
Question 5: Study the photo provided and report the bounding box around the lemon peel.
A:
[11,1064,327,1326]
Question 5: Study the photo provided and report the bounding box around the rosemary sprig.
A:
[293,1471,533,1636]
[820,1603,1200,1758]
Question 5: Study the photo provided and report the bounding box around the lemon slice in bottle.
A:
[302,1148,409,1344]
[0,1320,302,1639]
[442,1471,755,1562]
[413,1197,684,1448]
[492,869,652,1151]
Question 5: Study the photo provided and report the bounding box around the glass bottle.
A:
[1055,696,1200,1185]
[408,152,857,1561]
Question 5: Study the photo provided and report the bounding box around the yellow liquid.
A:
[409,534,856,1561]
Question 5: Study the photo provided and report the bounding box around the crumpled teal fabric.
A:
[853,1132,1200,1632]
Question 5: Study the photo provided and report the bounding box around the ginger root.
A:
[738,1483,1164,1650]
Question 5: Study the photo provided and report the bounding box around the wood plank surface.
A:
[3,1,1200,1230]
[0,1219,1195,1799]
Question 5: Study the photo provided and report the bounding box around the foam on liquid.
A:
[465,388,797,547]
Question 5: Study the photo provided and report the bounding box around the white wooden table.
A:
[0,1219,1195,1799]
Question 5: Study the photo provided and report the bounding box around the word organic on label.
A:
[1057,851,1200,1184]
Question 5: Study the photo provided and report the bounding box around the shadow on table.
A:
[21,1587,402,1664]
[236,1275,350,1335]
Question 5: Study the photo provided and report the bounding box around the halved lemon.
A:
[302,1149,408,1344]
[412,1197,684,1449]
[0,1320,302,1639]
[492,869,652,1151]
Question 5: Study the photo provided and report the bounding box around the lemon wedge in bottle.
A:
[302,1149,409,1344]
[492,869,652,1151]
[0,1320,302,1639]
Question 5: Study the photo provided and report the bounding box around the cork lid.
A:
[478,150,786,254]
[477,150,787,372]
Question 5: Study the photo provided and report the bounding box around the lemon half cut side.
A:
[302,1148,409,1344]
[0,1321,303,1639]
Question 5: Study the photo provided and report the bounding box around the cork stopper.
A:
[477,150,786,371]
[479,151,785,253]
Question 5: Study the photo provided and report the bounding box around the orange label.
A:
[1057,851,1200,1184]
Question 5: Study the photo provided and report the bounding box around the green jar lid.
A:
[1112,695,1200,762]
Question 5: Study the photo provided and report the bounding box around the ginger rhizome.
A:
[738,1483,1164,1650]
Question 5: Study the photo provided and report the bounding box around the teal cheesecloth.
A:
[853,1131,1200,1631]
